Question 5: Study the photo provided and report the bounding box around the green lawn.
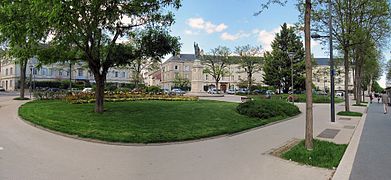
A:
[352,104,367,107]
[249,94,344,103]
[19,100,295,143]
[282,139,347,169]
[337,111,363,117]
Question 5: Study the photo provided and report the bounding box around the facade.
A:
[160,54,264,91]
[312,58,354,92]
[153,53,354,93]
[0,57,133,91]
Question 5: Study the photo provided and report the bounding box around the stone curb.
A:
[332,106,368,180]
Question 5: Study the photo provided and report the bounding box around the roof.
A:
[166,54,196,63]
[315,58,329,66]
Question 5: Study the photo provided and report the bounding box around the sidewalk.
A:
[349,102,391,180]
[0,95,365,180]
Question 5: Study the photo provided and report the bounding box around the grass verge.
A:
[249,94,344,103]
[282,139,347,169]
[18,100,297,143]
[352,104,367,107]
[337,111,363,117]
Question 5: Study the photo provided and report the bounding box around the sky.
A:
[166,0,391,88]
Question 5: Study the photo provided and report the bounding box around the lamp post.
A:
[29,64,33,99]
[288,52,295,104]
[310,0,335,123]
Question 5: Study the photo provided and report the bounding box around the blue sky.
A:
[167,0,391,87]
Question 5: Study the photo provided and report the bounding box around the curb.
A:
[332,108,368,179]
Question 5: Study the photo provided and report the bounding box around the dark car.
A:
[0,86,5,91]
[48,88,60,92]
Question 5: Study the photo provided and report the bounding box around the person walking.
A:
[369,92,373,103]
[381,91,389,114]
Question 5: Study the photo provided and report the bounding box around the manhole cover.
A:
[317,129,340,139]
[343,125,355,129]
[340,117,351,120]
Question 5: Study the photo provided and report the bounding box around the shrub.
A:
[237,100,300,119]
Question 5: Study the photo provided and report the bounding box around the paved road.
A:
[350,102,391,180]
[0,95,362,180]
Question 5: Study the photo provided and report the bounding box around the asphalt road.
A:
[350,102,391,180]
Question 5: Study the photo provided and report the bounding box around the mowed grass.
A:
[282,139,348,169]
[337,111,363,117]
[19,100,292,143]
[249,94,344,104]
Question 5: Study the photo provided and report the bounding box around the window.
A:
[122,72,126,78]
[205,74,208,80]
[184,74,189,78]
[59,71,63,76]
[184,66,190,71]
[5,69,8,76]
[10,80,12,87]
[231,75,234,81]
[48,68,53,76]
[33,69,37,75]
[174,65,178,70]
[78,69,83,76]
[10,67,13,75]
[115,71,118,78]
[66,71,69,76]
[41,68,47,76]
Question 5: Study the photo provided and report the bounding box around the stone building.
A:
[0,57,133,91]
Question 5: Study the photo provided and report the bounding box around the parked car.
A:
[207,88,220,94]
[68,88,81,92]
[163,89,170,94]
[265,90,274,95]
[48,88,60,92]
[82,88,93,93]
[0,86,5,91]
[238,88,249,94]
[171,88,185,95]
[336,92,344,96]
[226,89,236,94]
[316,91,328,96]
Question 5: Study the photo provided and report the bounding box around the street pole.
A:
[329,0,335,123]
[291,56,294,103]
[29,66,32,99]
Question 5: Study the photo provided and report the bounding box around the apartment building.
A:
[160,53,264,91]
[0,57,133,91]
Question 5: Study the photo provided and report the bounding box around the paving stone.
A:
[317,128,340,139]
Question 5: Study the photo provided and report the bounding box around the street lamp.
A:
[288,51,295,104]
[310,0,335,123]
[29,64,33,99]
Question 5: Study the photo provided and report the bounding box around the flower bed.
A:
[65,92,198,104]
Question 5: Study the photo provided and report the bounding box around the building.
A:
[312,58,354,92]
[0,57,133,91]
[160,54,264,91]
[153,51,354,93]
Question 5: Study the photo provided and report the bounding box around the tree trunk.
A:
[304,0,313,150]
[355,64,361,105]
[352,66,356,100]
[215,80,219,94]
[94,75,106,113]
[19,60,27,99]
[247,73,252,95]
[344,47,350,112]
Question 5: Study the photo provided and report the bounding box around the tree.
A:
[172,75,190,90]
[129,58,160,88]
[310,0,391,111]
[0,1,48,99]
[262,23,305,93]
[201,46,231,92]
[235,45,263,93]
[257,0,313,149]
[38,0,181,112]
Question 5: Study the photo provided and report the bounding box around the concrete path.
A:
[0,95,363,180]
[350,102,391,180]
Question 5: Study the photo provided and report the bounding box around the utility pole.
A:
[329,0,335,123]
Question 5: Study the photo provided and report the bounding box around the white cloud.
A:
[220,31,250,41]
[187,17,228,34]
[184,30,199,35]
[254,24,319,52]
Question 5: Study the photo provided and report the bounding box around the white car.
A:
[336,92,344,96]
[226,89,235,94]
[82,88,93,93]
